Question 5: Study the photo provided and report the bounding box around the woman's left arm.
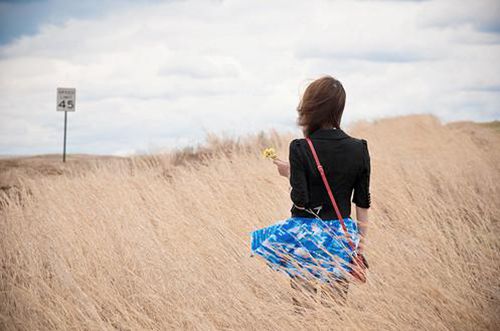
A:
[288,139,309,209]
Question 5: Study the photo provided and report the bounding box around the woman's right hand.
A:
[273,158,290,178]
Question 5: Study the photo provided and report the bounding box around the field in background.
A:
[1,114,499,330]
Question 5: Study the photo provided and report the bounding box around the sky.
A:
[0,0,499,156]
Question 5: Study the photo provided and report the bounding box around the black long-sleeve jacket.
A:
[289,127,371,220]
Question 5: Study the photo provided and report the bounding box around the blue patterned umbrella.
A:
[250,216,360,283]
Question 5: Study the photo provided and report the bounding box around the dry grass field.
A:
[0,114,499,330]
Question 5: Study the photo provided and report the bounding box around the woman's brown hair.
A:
[296,75,346,137]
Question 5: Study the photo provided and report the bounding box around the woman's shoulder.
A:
[348,136,370,161]
[356,137,368,150]
[339,134,370,162]
[353,137,368,148]
[289,134,368,148]
[342,130,366,143]
[289,138,305,149]
[341,132,368,148]
[289,138,309,161]
[291,138,303,143]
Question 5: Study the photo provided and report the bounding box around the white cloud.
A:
[0,0,499,155]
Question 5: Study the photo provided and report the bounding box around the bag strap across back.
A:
[305,137,357,252]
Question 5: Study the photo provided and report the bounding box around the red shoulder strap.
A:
[305,137,356,251]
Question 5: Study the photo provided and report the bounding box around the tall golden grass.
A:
[0,114,499,330]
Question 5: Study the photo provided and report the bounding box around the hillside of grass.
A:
[1,114,499,330]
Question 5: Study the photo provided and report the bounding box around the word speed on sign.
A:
[57,88,76,112]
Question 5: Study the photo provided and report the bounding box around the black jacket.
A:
[289,127,371,220]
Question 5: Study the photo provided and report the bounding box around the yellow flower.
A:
[262,147,278,160]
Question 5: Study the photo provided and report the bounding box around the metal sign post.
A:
[57,88,76,162]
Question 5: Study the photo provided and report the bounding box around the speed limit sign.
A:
[57,87,76,163]
[57,87,76,112]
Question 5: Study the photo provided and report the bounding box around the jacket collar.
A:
[309,127,350,140]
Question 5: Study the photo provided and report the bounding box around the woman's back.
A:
[289,127,371,220]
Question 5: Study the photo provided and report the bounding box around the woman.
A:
[273,75,371,308]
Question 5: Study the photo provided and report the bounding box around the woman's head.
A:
[296,75,346,137]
